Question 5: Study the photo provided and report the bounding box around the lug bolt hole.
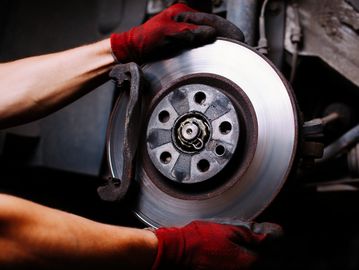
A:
[197,159,210,172]
[194,91,206,105]
[158,110,170,123]
[219,121,232,134]
[215,145,225,156]
[160,152,172,164]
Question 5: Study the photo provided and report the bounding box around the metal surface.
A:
[303,113,341,139]
[133,39,298,227]
[303,119,324,138]
[146,84,239,184]
[285,0,359,88]
[226,0,259,46]
[98,63,144,201]
[265,0,287,70]
[348,144,359,177]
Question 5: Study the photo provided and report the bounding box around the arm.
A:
[0,39,115,129]
[0,193,281,270]
[0,194,158,269]
[0,3,244,130]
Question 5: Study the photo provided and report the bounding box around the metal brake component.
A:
[146,84,240,184]
[131,39,298,227]
[97,63,144,201]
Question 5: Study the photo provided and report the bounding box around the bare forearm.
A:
[0,194,157,269]
[0,39,115,129]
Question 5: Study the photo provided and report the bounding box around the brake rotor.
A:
[130,39,298,227]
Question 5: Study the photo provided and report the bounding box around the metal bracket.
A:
[98,63,144,201]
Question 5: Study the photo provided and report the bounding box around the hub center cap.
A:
[174,113,211,153]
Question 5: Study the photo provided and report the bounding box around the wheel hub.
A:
[174,112,210,153]
[146,84,240,184]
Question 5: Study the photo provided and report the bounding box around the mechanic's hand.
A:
[151,220,282,270]
[111,3,244,64]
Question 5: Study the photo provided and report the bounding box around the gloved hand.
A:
[152,220,282,270]
[111,3,244,64]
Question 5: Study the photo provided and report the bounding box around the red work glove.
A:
[111,3,244,64]
[152,220,282,270]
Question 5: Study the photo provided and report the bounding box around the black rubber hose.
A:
[318,124,359,163]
